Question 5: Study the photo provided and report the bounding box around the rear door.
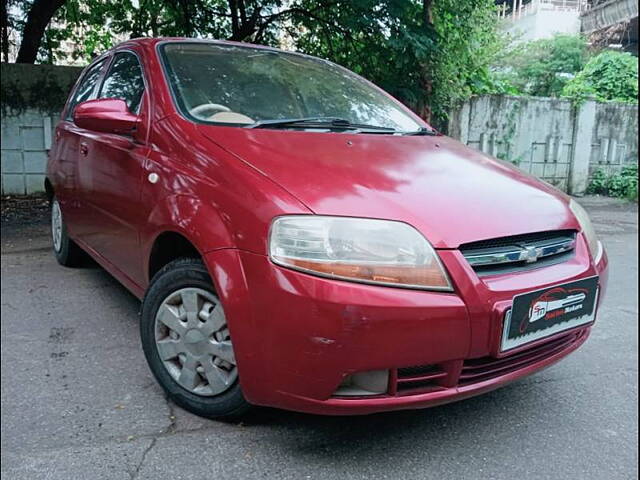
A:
[74,50,151,286]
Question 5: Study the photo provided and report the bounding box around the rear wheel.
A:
[140,258,250,420]
[51,197,84,267]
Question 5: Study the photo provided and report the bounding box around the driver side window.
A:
[98,52,145,114]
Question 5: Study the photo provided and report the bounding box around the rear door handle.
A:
[79,142,89,156]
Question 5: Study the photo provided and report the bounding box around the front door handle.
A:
[79,142,89,156]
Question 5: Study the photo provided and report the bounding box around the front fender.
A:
[141,193,235,282]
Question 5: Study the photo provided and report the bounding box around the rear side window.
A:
[66,59,106,120]
[99,52,145,113]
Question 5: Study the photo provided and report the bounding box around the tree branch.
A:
[227,4,262,41]
[258,4,349,37]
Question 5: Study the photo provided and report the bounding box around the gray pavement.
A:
[1,196,637,480]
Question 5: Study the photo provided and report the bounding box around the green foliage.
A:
[587,165,639,201]
[429,0,503,122]
[485,35,639,106]
[561,51,639,104]
[294,0,501,126]
[491,34,590,97]
[471,68,521,96]
[293,1,435,118]
[0,63,83,114]
[8,0,502,126]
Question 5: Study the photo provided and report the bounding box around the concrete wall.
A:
[448,95,638,195]
[1,63,83,194]
[1,111,58,194]
[589,102,639,176]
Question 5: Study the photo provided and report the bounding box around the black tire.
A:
[140,257,251,420]
[51,197,85,267]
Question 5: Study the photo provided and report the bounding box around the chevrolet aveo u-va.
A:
[46,38,609,419]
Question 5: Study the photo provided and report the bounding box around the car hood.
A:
[199,126,578,248]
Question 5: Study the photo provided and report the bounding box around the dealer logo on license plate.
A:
[501,276,599,352]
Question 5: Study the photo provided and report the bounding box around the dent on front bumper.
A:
[204,237,608,416]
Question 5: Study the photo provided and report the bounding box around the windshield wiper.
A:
[248,117,437,136]
[401,126,437,136]
[247,117,399,133]
[248,116,349,128]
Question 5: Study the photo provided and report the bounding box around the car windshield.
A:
[160,42,423,133]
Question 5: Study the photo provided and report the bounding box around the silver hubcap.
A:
[51,200,63,252]
[154,288,237,396]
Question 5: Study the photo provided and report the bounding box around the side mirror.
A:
[74,98,139,134]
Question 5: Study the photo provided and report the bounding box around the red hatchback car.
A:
[46,38,608,419]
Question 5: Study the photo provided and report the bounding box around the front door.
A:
[75,51,150,286]
[53,57,108,232]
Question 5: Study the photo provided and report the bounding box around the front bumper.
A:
[204,235,608,415]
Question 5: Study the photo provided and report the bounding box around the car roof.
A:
[104,37,339,73]
[112,37,292,55]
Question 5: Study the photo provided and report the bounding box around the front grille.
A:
[339,329,586,399]
[458,331,583,385]
[398,364,442,378]
[394,364,447,395]
[460,230,577,276]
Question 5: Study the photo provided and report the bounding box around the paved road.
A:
[1,196,637,480]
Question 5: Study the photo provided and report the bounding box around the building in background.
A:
[498,0,587,41]
[497,0,638,53]
[581,0,638,54]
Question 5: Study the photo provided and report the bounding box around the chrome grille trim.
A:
[461,231,577,270]
[464,238,576,267]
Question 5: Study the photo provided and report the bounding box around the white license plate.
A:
[501,276,599,352]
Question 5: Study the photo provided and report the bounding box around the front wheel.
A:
[140,258,250,420]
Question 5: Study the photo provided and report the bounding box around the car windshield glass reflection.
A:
[161,42,422,133]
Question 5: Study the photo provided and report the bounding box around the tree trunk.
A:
[177,0,192,37]
[15,0,66,63]
[419,0,437,122]
[423,0,434,27]
[1,0,9,62]
[228,0,240,37]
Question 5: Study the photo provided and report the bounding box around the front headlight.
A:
[569,199,601,261]
[269,216,452,291]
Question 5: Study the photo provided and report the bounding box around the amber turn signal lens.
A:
[274,258,451,289]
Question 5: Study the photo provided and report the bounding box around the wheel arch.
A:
[44,177,54,203]
[147,231,203,282]
[142,193,236,285]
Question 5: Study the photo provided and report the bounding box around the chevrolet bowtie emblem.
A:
[523,246,539,263]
